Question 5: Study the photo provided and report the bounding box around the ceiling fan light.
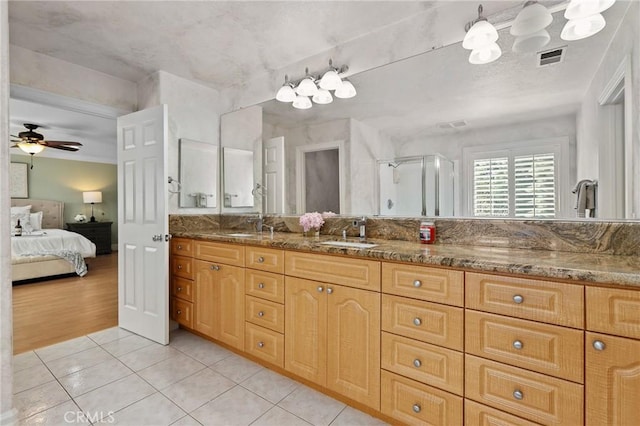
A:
[334,80,356,99]
[295,77,319,97]
[292,95,312,110]
[276,84,296,102]
[510,2,553,36]
[319,69,342,90]
[512,29,551,53]
[469,42,502,64]
[463,20,499,50]
[17,142,45,154]
[312,88,333,104]
[565,0,615,20]
[561,13,606,40]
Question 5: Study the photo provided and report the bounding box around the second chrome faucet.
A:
[353,216,366,241]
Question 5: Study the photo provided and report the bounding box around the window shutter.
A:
[473,157,509,216]
[514,153,556,218]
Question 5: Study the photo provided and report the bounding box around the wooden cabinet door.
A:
[193,260,217,338]
[285,277,327,385]
[215,263,245,350]
[326,285,380,410]
[586,332,640,426]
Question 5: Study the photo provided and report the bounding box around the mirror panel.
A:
[223,147,255,208]
[179,138,218,208]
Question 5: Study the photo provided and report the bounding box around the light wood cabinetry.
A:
[170,238,194,328]
[464,400,541,426]
[586,286,640,339]
[382,263,464,306]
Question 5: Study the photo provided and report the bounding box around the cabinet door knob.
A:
[593,340,606,351]
[210,265,220,271]
[177,244,182,250]
[258,311,265,317]
[257,341,264,348]
[413,280,422,288]
[257,256,265,263]
[412,404,421,413]
[177,265,182,270]
[258,283,265,289]
[327,288,333,294]
[513,390,524,400]
[513,294,524,304]
[176,310,182,315]
[413,317,422,326]
[413,359,422,368]
[513,340,523,350]
[177,287,182,292]
[317,286,324,292]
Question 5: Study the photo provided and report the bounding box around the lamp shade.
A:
[510,2,553,36]
[512,29,551,53]
[334,80,357,99]
[469,42,502,64]
[312,88,333,104]
[319,69,342,90]
[561,13,606,40]
[292,95,312,109]
[463,20,499,50]
[83,191,103,204]
[17,142,45,154]
[295,76,319,97]
[275,84,296,102]
[565,0,615,20]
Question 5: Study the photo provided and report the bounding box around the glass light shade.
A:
[312,88,333,104]
[512,29,551,53]
[295,77,318,97]
[462,20,499,50]
[469,42,502,64]
[292,95,312,109]
[334,80,357,99]
[83,191,103,204]
[565,0,615,20]
[561,13,606,40]
[275,84,296,102]
[319,69,342,90]
[510,2,553,36]
[17,142,45,154]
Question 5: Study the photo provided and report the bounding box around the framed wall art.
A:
[10,162,28,198]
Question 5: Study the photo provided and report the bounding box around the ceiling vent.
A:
[437,120,467,129]
[537,46,566,67]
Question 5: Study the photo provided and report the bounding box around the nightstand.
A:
[66,221,113,255]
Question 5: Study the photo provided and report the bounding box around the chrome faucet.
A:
[247,213,263,232]
[261,224,274,238]
[353,216,366,241]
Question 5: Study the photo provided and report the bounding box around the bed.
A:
[11,199,97,282]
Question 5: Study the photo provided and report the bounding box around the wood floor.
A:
[12,253,118,354]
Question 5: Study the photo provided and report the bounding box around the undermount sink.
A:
[319,241,378,249]
[225,233,255,238]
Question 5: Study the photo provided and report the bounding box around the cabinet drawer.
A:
[171,276,193,302]
[245,296,284,333]
[245,269,284,304]
[381,370,463,426]
[465,400,541,426]
[465,355,584,425]
[245,322,284,368]
[172,298,193,329]
[381,332,463,395]
[382,262,464,306]
[382,294,463,351]
[246,246,284,274]
[465,273,584,328]
[171,238,193,257]
[586,287,640,339]
[285,251,380,291]
[171,255,193,279]
[466,311,584,383]
[194,241,244,266]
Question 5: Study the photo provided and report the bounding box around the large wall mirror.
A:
[222,147,255,208]
[179,138,218,208]
[253,1,638,220]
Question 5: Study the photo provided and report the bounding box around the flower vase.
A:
[304,229,320,238]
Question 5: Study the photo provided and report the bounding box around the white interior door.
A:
[117,104,169,345]
[264,136,285,213]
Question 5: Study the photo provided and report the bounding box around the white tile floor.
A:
[13,328,388,426]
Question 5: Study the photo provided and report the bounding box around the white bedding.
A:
[11,229,96,260]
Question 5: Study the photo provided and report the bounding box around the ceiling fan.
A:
[11,123,83,168]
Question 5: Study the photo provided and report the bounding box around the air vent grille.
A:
[537,46,566,67]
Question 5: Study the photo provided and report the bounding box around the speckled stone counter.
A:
[171,230,640,288]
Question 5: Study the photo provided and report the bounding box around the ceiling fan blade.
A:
[11,138,21,143]
[10,144,18,148]
[48,145,80,152]
[43,140,83,146]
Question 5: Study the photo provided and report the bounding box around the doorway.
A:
[296,141,345,214]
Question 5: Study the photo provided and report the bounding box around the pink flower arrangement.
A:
[299,212,325,232]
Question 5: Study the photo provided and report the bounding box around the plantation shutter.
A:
[514,153,556,218]
[473,157,509,216]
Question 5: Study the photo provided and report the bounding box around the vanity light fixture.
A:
[463,5,501,65]
[275,75,296,102]
[334,79,357,99]
[292,94,313,110]
[561,0,615,40]
[312,88,333,105]
[295,70,319,97]
[510,1,552,53]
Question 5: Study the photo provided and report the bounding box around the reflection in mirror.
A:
[223,147,254,208]
[179,139,218,208]
[259,1,638,220]
[295,140,345,214]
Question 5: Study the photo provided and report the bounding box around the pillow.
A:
[10,212,30,232]
[30,211,43,231]
[11,205,31,215]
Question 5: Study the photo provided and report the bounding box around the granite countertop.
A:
[172,230,640,288]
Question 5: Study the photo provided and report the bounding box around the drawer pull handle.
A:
[327,288,333,294]
[177,244,182,250]
[412,404,421,413]
[593,340,606,351]
[177,287,182,292]
[257,256,265,263]
[513,340,523,350]
[413,317,422,326]
[513,294,524,304]
[413,280,422,288]
[177,310,182,315]
[258,311,265,317]
[513,390,524,400]
[258,283,265,289]
[177,265,182,270]
[257,341,264,348]
[210,265,220,271]
[318,286,324,292]
[413,359,422,368]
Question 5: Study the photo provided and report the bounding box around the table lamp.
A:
[83,191,102,222]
